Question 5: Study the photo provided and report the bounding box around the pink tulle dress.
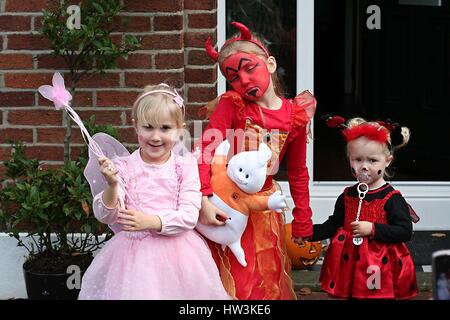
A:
[78,150,230,300]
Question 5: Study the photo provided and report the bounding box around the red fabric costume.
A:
[315,183,418,299]
[196,90,316,299]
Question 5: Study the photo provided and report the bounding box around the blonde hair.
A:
[218,39,285,97]
[132,84,184,129]
[346,117,410,155]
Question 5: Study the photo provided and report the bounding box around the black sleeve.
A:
[312,192,345,241]
[373,193,413,243]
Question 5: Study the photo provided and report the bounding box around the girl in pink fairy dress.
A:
[78,84,230,300]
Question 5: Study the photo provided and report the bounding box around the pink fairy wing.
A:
[83,133,130,235]
[83,132,130,197]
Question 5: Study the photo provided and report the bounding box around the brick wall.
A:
[0,0,218,178]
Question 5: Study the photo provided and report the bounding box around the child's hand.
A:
[99,156,118,187]
[292,237,311,245]
[118,208,161,232]
[350,221,373,237]
[199,196,229,226]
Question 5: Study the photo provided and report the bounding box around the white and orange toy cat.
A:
[196,140,287,267]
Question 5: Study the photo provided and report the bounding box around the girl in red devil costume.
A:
[310,116,418,299]
[195,21,316,300]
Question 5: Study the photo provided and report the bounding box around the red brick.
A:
[36,128,83,144]
[25,146,63,161]
[36,54,68,69]
[78,110,124,126]
[185,67,217,84]
[114,16,151,32]
[188,86,217,103]
[5,0,53,12]
[124,72,183,88]
[34,16,43,30]
[188,49,215,66]
[0,129,34,144]
[8,110,62,126]
[123,0,182,12]
[188,13,216,29]
[117,54,152,69]
[141,34,182,50]
[38,163,63,171]
[7,34,51,50]
[4,73,53,89]
[0,54,33,69]
[0,164,6,178]
[97,91,138,107]
[0,92,35,107]
[38,91,93,107]
[0,147,12,161]
[185,31,215,48]
[75,74,120,88]
[155,53,184,69]
[0,16,31,31]
[70,145,84,160]
[118,127,137,144]
[184,104,204,120]
[185,0,217,10]
[154,15,183,31]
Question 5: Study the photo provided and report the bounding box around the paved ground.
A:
[292,269,433,300]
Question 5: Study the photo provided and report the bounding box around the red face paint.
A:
[221,52,270,101]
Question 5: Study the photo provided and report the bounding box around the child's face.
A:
[347,137,393,188]
[221,52,271,100]
[134,113,179,165]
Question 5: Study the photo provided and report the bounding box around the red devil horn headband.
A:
[205,21,270,62]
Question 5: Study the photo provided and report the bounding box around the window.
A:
[314,0,450,182]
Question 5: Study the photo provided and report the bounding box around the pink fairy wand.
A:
[38,72,130,222]
[38,72,104,158]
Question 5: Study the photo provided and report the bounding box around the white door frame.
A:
[218,0,450,230]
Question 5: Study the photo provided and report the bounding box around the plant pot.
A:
[23,265,86,300]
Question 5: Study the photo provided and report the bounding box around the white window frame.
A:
[218,0,450,230]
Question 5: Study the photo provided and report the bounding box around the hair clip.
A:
[134,84,185,115]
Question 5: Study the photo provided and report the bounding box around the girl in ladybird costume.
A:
[311,116,419,299]
[195,21,316,300]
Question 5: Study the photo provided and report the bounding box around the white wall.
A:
[0,234,29,299]
[0,233,105,299]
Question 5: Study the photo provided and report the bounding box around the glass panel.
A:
[226,0,297,180]
[314,0,450,181]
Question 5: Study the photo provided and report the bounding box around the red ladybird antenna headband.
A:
[205,21,270,62]
[321,114,407,150]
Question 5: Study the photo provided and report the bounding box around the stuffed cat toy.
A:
[196,140,287,267]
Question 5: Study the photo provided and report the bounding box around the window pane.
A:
[226,0,297,180]
[314,0,450,181]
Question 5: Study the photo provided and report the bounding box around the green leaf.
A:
[92,2,105,14]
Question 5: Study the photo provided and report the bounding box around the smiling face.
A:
[134,111,179,165]
[347,137,393,189]
[221,52,271,101]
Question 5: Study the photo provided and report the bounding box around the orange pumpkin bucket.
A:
[284,223,323,269]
